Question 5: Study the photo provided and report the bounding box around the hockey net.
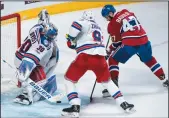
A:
[1,13,21,92]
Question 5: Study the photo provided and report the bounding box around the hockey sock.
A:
[145,56,165,80]
[108,58,119,80]
[102,80,125,105]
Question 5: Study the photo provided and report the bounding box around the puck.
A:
[56,101,61,103]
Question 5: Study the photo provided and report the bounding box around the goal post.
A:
[1,13,21,47]
[1,13,21,90]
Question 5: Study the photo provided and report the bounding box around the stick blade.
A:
[49,93,66,102]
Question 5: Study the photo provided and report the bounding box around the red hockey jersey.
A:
[107,9,148,50]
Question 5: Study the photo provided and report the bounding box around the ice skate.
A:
[61,105,80,118]
[163,80,169,88]
[160,75,169,88]
[13,93,32,105]
[102,89,111,98]
[120,101,136,113]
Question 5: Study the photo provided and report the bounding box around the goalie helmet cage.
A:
[1,13,21,88]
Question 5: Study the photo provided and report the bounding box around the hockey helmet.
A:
[45,23,58,41]
[101,4,116,18]
[81,11,95,21]
[38,9,50,27]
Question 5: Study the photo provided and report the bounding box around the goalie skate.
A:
[13,93,32,105]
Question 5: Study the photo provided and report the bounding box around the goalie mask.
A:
[38,9,50,27]
[45,23,58,41]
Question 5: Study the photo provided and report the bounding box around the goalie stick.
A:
[23,68,66,103]
[27,78,66,103]
[22,71,66,103]
[1,58,66,103]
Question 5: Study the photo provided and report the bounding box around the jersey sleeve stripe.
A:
[71,22,82,31]
[15,51,24,60]
[75,44,105,54]
[122,34,147,39]
[24,53,40,65]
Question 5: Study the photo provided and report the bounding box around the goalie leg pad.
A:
[18,60,35,82]
[37,75,57,101]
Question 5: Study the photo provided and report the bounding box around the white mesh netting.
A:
[1,17,19,92]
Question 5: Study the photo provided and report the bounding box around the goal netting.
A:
[1,13,21,92]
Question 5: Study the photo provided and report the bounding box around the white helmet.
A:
[38,9,50,26]
[81,11,95,21]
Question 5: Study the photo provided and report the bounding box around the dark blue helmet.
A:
[101,4,116,18]
[45,23,58,41]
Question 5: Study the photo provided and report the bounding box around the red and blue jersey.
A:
[108,9,148,49]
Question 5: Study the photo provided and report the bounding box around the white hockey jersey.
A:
[15,24,57,69]
[67,19,107,56]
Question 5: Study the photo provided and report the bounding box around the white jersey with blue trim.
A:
[68,19,107,56]
[15,24,55,68]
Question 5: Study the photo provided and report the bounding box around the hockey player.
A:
[101,5,168,95]
[61,11,135,117]
[13,9,59,105]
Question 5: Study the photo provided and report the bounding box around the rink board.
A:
[3,2,139,22]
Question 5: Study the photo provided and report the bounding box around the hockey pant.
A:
[108,41,165,80]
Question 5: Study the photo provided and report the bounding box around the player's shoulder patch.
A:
[71,21,82,31]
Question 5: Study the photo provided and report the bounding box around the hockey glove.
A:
[67,40,77,49]
[66,34,77,49]
[105,49,113,60]
[111,41,122,49]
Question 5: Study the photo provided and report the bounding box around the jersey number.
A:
[37,45,45,53]
[122,16,140,32]
[92,30,102,42]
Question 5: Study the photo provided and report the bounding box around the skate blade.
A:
[125,107,136,114]
[61,111,79,118]
[163,84,168,88]
[13,98,30,105]
[103,93,111,98]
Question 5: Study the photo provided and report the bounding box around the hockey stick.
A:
[27,78,66,103]
[1,58,19,85]
[89,39,168,102]
[1,58,65,103]
[22,69,66,103]
[1,58,16,70]
[23,67,66,103]
[90,35,111,102]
